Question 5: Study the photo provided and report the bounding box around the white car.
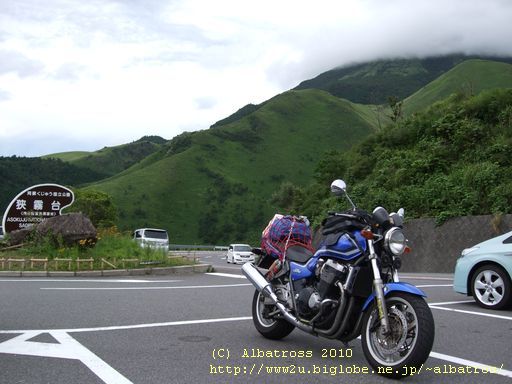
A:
[133,228,169,251]
[454,231,512,309]
[227,244,255,264]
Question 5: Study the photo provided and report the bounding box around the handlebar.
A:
[327,211,358,218]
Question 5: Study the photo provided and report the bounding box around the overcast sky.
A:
[1,0,511,157]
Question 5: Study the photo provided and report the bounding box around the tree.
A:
[388,96,403,122]
[68,189,118,228]
[270,182,302,213]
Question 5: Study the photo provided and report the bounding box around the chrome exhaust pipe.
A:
[242,263,314,334]
[241,262,273,297]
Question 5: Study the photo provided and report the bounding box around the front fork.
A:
[367,239,391,334]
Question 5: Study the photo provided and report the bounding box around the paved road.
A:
[0,252,510,383]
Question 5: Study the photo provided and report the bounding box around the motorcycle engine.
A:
[296,259,348,318]
[317,259,348,297]
[297,287,321,317]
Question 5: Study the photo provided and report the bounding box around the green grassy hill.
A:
[88,90,377,244]
[0,156,105,214]
[403,60,512,115]
[1,137,166,215]
[82,59,512,244]
[43,151,91,162]
[292,88,512,226]
[7,56,512,246]
[45,136,165,178]
[296,55,512,104]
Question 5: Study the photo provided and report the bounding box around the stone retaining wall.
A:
[402,214,512,273]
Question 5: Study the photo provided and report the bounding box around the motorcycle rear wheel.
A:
[361,292,434,379]
[252,290,295,340]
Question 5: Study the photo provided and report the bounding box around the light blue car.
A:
[454,231,512,309]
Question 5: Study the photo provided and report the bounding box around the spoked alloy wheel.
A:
[361,292,434,379]
[472,265,511,309]
[251,290,294,340]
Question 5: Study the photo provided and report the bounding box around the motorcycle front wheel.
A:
[361,292,434,379]
[252,290,295,340]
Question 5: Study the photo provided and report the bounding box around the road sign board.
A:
[2,184,74,233]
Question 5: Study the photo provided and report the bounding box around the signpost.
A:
[2,184,74,233]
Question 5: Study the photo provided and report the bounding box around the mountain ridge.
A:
[2,55,512,245]
[295,54,512,104]
[86,89,377,243]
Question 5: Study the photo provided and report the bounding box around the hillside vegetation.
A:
[403,60,512,115]
[43,151,91,162]
[0,156,105,213]
[284,88,512,226]
[296,55,512,104]
[45,136,165,178]
[4,56,512,246]
[89,90,377,244]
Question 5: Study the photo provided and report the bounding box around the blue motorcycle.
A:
[242,180,435,379]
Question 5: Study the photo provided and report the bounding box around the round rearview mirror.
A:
[330,179,347,196]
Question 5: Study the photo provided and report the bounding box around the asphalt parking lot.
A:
[0,251,511,384]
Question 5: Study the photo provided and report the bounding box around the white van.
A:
[133,228,169,251]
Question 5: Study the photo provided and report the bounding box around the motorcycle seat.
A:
[286,245,314,263]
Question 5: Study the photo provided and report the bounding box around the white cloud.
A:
[0,89,11,101]
[0,49,45,77]
[0,0,511,156]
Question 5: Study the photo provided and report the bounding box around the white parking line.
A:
[0,316,253,334]
[0,331,134,384]
[430,352,512,378]
[353,337,511,378]
[40,283,252,291]
[1,316,510,380]
[428,300,474,306]
[206,272,246,279]
[0,279,181,283]
[430,305,512,321]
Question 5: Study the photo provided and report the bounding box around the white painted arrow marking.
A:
[0,331,133,384]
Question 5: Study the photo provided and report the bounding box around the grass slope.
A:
[403,60,512,115]
[0,156,105,213]
[307,88,512,225]
[296,55,512,104]
[46,139,165,179]
[89,90,377,244]
[43,151,91,162]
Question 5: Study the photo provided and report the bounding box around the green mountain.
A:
[291,88,512,226]
[1,137,166,216]
[403,59,512,115]
[58,58,512,244]
[295,55,512,104]
[88,90,377,244]
[43,151,91,162]
[5,56,512,246]
[0,156,105,214]
[213,55,512,132]
[44,136,165,178]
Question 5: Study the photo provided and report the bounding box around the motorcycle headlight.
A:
[384,227,407,255]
